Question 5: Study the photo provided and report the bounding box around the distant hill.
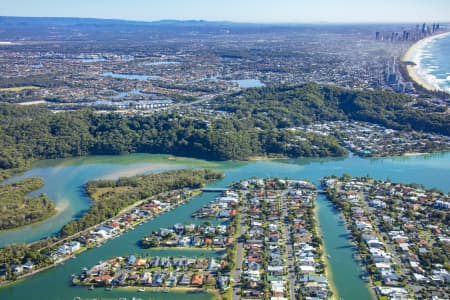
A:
[0,16,280,41]
[0,16,384,41]
[0,16,240,27]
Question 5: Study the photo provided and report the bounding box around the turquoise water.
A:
[0,154,228,247]
[317,194,372,299]
[1,152,449,299]
[0,191,223,300]
[231,79,265,88]
[102,72,160,80]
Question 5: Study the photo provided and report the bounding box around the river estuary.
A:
[0,152,449,300]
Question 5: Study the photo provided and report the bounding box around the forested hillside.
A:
[215,83,449,134]
[1,83,448,171]
[0,103,345,170]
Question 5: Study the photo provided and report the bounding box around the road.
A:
[232,213,246,300]
[281,196,296,300]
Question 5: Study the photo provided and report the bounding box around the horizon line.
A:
[1,15,450,26]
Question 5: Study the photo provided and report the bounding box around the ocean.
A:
[414,32,450,93]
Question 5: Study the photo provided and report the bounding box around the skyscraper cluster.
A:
[375,23,441,42]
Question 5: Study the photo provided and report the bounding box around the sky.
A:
[1,0,450,23]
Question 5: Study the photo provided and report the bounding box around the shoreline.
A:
[115,286,214,293]
[148,247,226,252]
[402,31,450,92]
[114,285,219,298]
[245,155,288,161]
[402,152,427,157]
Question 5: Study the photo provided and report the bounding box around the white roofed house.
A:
[366,239,384,248]
[355,220,373,231]
[57,242,80,255]
[178,236,191,247]
[11,264,24,275]
[375,262,394,278]
[299,265,315,274]
[22,260,35,272]
[369,248,391,263]
[68,241,81,252]
[140,272,152,285]
[217,196,239,204]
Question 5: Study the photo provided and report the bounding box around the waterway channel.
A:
[0,152,449,300]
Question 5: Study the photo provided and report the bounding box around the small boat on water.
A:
[138,287,145,292]
[88,285,94,290]
[327,254,332,259]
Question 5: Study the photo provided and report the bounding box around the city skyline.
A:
[1,0,450,24]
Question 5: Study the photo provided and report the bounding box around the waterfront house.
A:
[173,223,184,233]
[126,255,136,265]
[184,224,196,232]
[152,271,165,286]
[11,265,23,275]
[93,274,113,284]
[159,228,174,237]
[370,248,391,263]
[178,236,191,247]
[140,272,152,285]
[57,241,81,255]
[213,237,224,247]
[22,261,35,271]
[178,273,191,285]
[134,258,147,266]
[375,262,393,276]
[299,265,315,274]
[365,238,384,248]
[166,272,178,287]
[191,274,203,286]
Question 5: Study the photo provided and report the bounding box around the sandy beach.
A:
[402,32,450,92]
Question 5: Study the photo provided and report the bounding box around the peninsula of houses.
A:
[72,178,333,300]
[3,174,448,300]
[322,175,449,300]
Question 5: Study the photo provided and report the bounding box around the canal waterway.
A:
[101,72,160,80]
[0,152,449,300]
[231,78,265,88]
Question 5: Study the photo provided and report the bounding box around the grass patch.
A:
[0,86,39,92]
[90,186,131,201]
